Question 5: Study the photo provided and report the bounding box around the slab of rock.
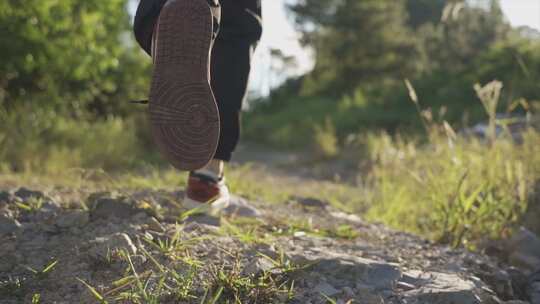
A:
[292,249,402,291]
[0,214,22,237]
[402,270,488,304]
[55,210,89,228]
[88,233,137,261]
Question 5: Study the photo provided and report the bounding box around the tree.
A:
[289,0,420,96]
[417,0,510,73]
[405,0,446,29]
[0,0,150,117]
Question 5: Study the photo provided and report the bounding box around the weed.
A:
[0,276,26,298]
[16,197,44,213]
[77,277,108,304]
[219,218,271,244]
[207,256,295,304]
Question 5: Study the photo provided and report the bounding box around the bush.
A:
[0,108,160,173]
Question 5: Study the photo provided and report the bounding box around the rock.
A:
[507,267,529,300]
[293,196,328,209]
[312,257,400,291]
[529,270,540,304]
[185,214,221,227]
[342,286,355,298]
[507,227,540,272]
[14,187,46,201]
[55,210,89,228]
[478,268,516,300]
[242,257,276,276]
[329,211,365,224]
[88,233,137,261]
[0,191,19,204]
[402,270,486,304]
[366,261,401,290]
[397,281,416,291]
[223,196,262,217]
[0,253,17,272]
[0,214,22,237]
[41,201,62,213]
[146,217,165,232]
[90,197,137,219]
[314,282,339,297]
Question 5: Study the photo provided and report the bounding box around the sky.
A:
[249,0,540,95]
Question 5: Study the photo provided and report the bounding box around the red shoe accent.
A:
[186,174,220,204]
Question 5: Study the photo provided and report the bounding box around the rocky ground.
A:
[0,184,538,304]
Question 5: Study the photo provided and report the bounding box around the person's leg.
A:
[184,0,261,210]
[211,0,262,162]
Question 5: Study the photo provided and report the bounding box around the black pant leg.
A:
[212,0,262,161]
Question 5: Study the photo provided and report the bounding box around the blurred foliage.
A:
[245,0,540,149]
[290,0,419,95]
[0,0,150,117]
[365,128,539,249]
[362,80,539,248]
[0,107,159,173]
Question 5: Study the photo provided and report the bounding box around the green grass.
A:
[362,81,540,248]
[1,81,539,249]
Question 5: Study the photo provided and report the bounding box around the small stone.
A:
[314,282,340,297]
[132,212,149,222]
[146,217,165,232]
[342,286,355,298]
[329,211,365,224]
[242,257,276,276]
[88,233,137,261]
[529,270,540,304]
[294,197,328,208]
[294,231,307,238]
[0,191,19,204]
[55,210,89,228]
[0,214,22,237]
[14,187,46,201]
[507,227,540,271]
[223,196,262,217]
[90,197,136,219]
[396,281,416,291]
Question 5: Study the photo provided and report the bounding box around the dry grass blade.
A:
[404,78,419,105]
[77,278,108,304]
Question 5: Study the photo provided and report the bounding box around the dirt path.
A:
[0,180,532,304]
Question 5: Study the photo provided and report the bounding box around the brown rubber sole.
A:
[149,0,219,171]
